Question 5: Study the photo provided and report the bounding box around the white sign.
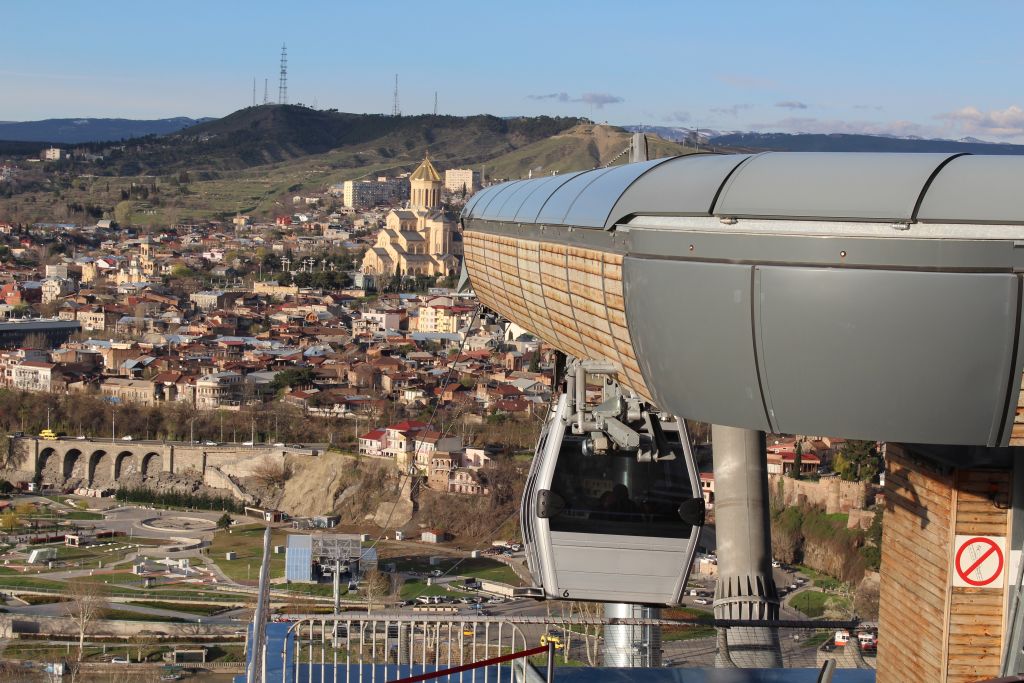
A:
[952,535,1006,589]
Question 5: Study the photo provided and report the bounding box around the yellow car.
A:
[39,429,58,441]
[462,627,476,637]
[540,631,564,650]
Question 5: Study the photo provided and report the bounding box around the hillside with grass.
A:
[481,123,697,179]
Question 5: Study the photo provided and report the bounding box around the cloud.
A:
[666,110,690,123]
[711,104,753,117]
[776,100,808,110]
[748,116,936,138]
[578,92,623,108]
[935,105,1024,139]
[526,92,624,109]
[853,104,884,111]
[527,92,570,102]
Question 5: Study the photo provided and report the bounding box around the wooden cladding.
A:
[464,231,652,402]
[878,445,1010,683]
[1010,389,1024,446]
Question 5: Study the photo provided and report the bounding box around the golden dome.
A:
[410,153,442,183]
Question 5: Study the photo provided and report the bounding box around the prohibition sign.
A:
[954,536,1004,588]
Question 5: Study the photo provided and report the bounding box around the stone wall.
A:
[770,474,871,514]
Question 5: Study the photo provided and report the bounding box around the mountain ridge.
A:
[0,116,214,144]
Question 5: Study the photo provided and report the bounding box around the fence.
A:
[257,612,876,683]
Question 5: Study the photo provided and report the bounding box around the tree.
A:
[527,352,540,374]
[64,580,107,660]
[216,513,234,531]
[0,510,19,533]
[789,441,803,480]
[363,570,390,612]
[834,440,881,482]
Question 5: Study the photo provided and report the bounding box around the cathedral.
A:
[360,153,462,278]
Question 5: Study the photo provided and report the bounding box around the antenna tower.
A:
[252,78,256,107]
[263,79,268,105]
[278,44,288,105]
[433,91,438,116]
[392,74,400,117]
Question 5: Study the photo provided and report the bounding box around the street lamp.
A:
[111,409,116,444]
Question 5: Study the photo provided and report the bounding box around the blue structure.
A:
[284,534,312,582]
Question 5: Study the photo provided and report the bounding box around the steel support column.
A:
[710,425,782,667]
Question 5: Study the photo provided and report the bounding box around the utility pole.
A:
[391,74,400,117]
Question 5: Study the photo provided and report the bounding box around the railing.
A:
[255,612,876,683]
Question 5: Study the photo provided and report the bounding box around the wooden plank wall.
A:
[1010,393,1024,446]
[878,445,952,683]
[947,469,1010,683]
[464,231,653,402]
[879,445,1010,683]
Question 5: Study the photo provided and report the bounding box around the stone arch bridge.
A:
[11,437,319,489]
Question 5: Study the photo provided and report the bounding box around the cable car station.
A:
[462,150,1024,683]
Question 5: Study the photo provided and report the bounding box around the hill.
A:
[709,131,1024,155]
[0,116,212,144]
[103,105,587,173]
[482,123,697,179]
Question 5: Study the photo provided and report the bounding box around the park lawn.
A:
[280,582,341,598]
[794,565,845,592]
[0,575,67,591]
[662,607,716,642]
[399,578,471,600]
[100,607,188,623]
[792,589,830,618]
[207,525,288,583]
[19,594,70,605]
[123,600,229,616]
[391,555,523,586]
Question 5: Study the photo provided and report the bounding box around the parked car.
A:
[111,656,130,664]
[694,598,711,605]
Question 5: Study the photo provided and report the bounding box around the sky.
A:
[5,0,1024,141]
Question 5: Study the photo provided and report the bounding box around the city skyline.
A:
[5,1,1024,141]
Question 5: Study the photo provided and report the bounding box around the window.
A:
[548,436,697,539]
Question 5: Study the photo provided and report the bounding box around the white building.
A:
[444,169,480,194]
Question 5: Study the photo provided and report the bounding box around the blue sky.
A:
[5,0,1024,140]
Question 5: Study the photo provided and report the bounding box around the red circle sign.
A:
[955,537,1004,587]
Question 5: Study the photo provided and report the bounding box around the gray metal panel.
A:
[471,180,525,220]
[624,258,771,431]
[510,172,585,223]
[607,154,752,227]
[462,183,503,219]
[484,180,533,221]
[757,267,1018,445]
[716,152,956,221]
[917,154,1024,224]
[535,168,615,226]
[491,178,553,222]
[561,159,670,228]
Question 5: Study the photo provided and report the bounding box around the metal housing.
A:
[463,152,1024,447]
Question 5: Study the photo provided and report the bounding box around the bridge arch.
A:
[140,452,161,477]
[36,447,57,478]
[87,449,112,485]
[113,450,137,480]
[62,448,84,480]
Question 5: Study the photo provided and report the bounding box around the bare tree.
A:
[64,580,107,660]
[363,570,391,612]
[251,457,292,488]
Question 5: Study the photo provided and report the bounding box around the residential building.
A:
[444,168,480,194]
[101,378,157,406]
[12,361,56,392]
[194,371,244,408]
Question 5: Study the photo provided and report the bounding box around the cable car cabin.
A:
[518,387,705,606]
